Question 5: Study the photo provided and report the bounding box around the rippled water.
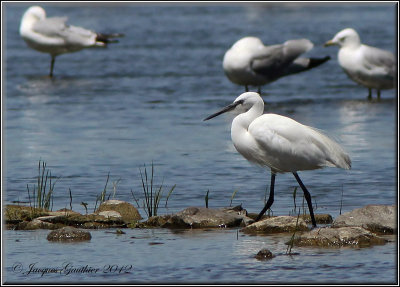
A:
[3,2,397,284]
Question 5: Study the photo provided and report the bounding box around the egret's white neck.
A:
[233,99,264,130]
[230,98,264,165]
[231,98,264,148]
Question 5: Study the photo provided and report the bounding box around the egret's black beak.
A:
[203,100,244,121]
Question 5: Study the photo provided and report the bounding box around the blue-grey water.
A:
[3,2,397,284]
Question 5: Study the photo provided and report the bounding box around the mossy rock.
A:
[5,205,49,223]
[96,200,142,223]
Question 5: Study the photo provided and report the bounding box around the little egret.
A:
[223,36,330,94]
[19,6,124,77]
[204,92,351,227]
[324,28,395,99]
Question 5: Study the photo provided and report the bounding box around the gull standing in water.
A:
[204,92,351,227]
[324,28,395,99]
[19,6,124,77]
[222,36,330,94]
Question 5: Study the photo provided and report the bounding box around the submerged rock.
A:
[289,226,386,247]
[47,226,91,242]
[242,216,309,234]
[255,248,275,260]
[96,200,141,223]
[332,205,396,234]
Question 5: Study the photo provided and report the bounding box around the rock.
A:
[242,216,309,234]
[220,205,255,226]
[141,215,172,228]
[289,226,387,247]
[255,249,275,260]
[96,200,141,223]
[5,205,49,223]
[332,205,396,234]
[47,227,91,242]
[14,218,64,230]
[247,213,333,225]
[300,214,333,224]
[165,207,248,228]
[22,216,62,230]
[49,209,81,216]
[38,213,127,229]
[140,206,252,229]
[98,211,122,219]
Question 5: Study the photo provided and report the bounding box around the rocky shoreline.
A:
[4,200,396,247]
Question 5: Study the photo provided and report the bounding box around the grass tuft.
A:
[26,160,59,212]
[132,162,176,218]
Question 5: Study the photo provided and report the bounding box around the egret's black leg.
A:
[245,85,249,92]
[49,56,55,77]
[377,89,381,100]
[293,172,317,227]
[255,172,276,221]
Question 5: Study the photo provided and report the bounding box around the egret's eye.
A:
[235,99,245,106]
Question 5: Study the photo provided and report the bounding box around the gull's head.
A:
[204,92,263,121]
[324,28,361,48]
[20,6,46,35]
[230,37,264,51]
[223,37,264,77]
[25,6,46,20]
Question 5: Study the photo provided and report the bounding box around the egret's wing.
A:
[362,45,395,76]
[249,114,351,172]
[251,39,314,77]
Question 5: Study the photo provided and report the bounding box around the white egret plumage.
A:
[19,6,124,77]
[324,28,395,99]
[204,92,351,227]
[222,36,330,94]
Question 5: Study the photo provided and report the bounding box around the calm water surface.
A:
[3,3,397,284]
